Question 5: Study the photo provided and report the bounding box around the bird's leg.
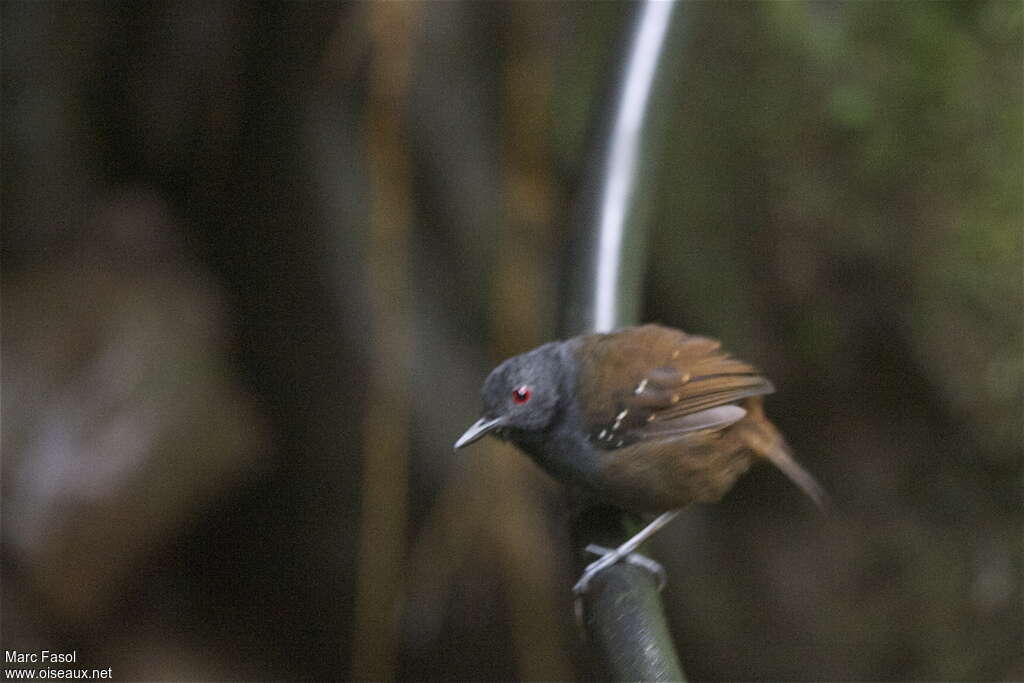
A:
[573,509,680,594]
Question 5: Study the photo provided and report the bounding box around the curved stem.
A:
[592,0,676,333]
[562,0,688,680]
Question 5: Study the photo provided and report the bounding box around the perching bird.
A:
[455,324,825,593]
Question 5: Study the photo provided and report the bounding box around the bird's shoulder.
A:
[571,324,774,448]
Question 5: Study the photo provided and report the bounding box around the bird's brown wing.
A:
[575,324,774,447]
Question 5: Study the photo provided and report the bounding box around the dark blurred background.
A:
[2,2,1021,680]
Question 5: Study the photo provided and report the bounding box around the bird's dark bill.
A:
[454,416,505,450]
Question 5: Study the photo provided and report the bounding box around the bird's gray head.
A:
[454,341,566,449]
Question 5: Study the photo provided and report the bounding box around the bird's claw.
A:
[573,545,667,595]
[624,552,667,590]
[573,549,621,595]
[573,545,667,626]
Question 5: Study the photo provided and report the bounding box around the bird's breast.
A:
[509,413,603,494]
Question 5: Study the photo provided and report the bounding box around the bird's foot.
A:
[573,544,667,595]
[573,545,666,626]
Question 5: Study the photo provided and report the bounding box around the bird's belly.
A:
[591,434,756,514]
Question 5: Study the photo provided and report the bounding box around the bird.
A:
[454,323,825,594]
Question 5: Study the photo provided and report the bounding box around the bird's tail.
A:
[760,439,828,509]
[741,399,828,509]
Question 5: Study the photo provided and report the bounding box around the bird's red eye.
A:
[512,385,532,404]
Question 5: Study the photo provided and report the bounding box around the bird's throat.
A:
[509,409,601,495]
